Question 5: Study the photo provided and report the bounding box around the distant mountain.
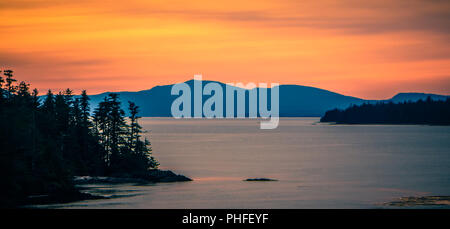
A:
[277,84,365,116]
[388,93,449,103]
[75,80,448,117]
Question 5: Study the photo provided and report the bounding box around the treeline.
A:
[0,69,158,206]
[320,97,450,125]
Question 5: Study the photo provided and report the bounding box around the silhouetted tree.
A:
[4,70,17,98]
[0,70,4,104]
[93,94,127,168]
[0,69,159,207]
[80,90,90,127]
[128,101,141,151]
[126,102,159,171]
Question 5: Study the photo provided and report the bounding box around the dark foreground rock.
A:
[21,170,191,206]
[244,178,278,181]
[74,169,192,185]
[23,190,105,206]
[385,196,450,207]
[145,169,192,182]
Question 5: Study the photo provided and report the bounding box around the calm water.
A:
[43,118,450,208]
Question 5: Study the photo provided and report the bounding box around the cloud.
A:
[2,0,449,35]
[0,51,110,68]
[0,0,89,9]
[1,0,449,98]
[97,0,450,36]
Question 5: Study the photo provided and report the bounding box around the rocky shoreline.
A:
[384,196,450,207]
[74,169,192,185]
[244,178,278,181]
[23,170,191,206]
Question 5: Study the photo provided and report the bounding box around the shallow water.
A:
[41,118,450,208]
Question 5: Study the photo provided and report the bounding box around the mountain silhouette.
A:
[388,93,449,103]
[77,80,449,117]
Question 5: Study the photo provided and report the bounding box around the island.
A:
[320,97,450,125]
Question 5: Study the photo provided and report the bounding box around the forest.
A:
[0,69,159,207]
[320,97,450,125]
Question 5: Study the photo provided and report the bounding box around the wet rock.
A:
[385,196,450,207]
[74,170,192,185]
[244,178,278,182]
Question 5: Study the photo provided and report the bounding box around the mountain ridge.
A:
[64,80,449,117]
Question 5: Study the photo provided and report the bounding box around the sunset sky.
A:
[1,0,449,99]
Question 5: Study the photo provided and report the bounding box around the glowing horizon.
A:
[1,0,449,99]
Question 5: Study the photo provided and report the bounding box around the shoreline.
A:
[74,169,192,185]
[21,170,192,207]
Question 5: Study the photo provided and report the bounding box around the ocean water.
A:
[43,118,450,208]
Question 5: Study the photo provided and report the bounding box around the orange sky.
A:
[1,0,449,99]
